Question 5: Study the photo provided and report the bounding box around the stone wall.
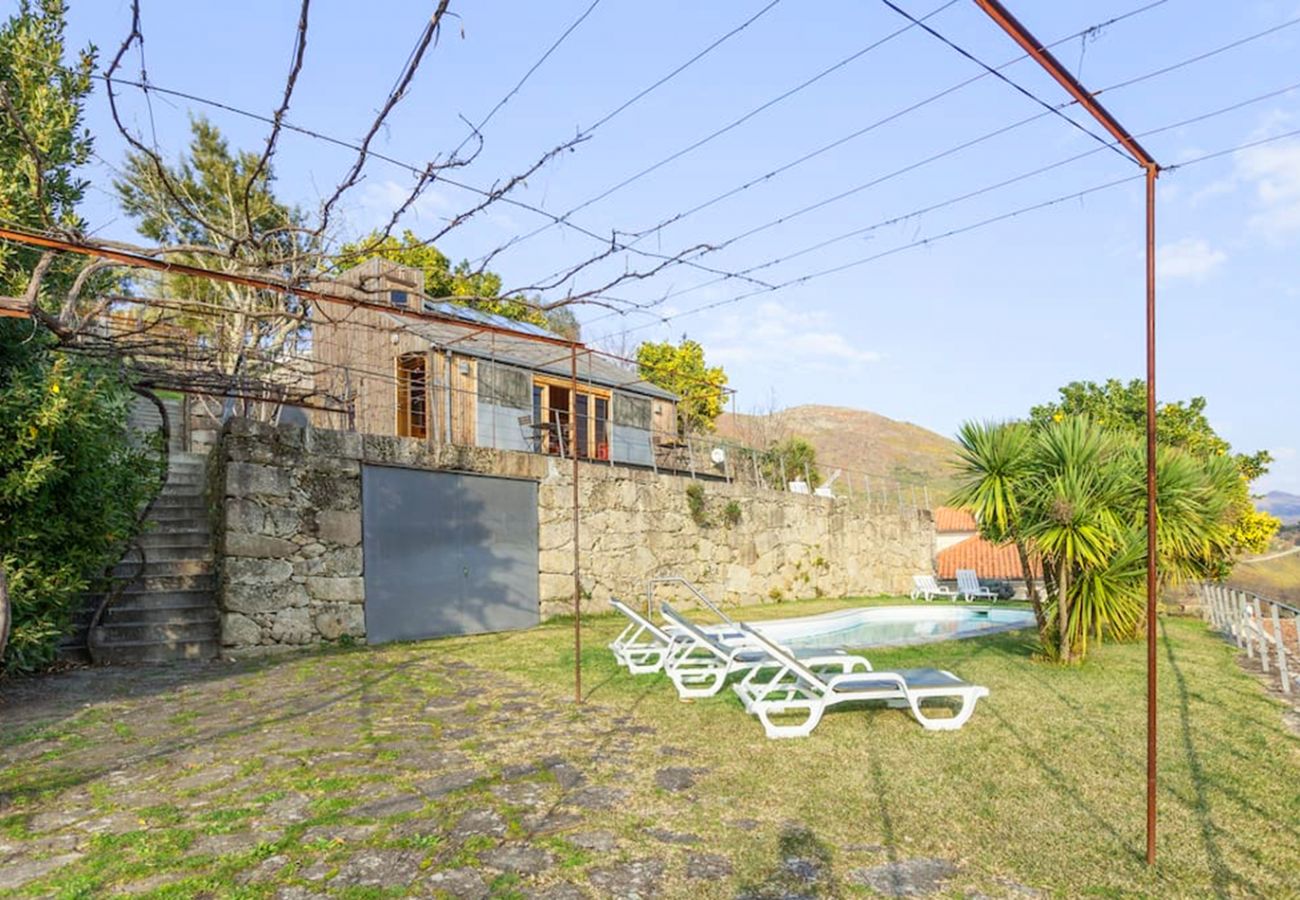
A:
[214,419,934,653]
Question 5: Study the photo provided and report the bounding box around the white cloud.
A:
[354,179,452,229]
[701,300,881,370]
[1235,137,1300,234]
[1156,237,1227,282]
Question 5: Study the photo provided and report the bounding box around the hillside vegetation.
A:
[716,404,960,495]
[1257,490,1300,524]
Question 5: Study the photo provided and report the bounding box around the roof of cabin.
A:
[385,308,677,401]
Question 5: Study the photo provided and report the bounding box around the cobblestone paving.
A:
[0,646,981,898]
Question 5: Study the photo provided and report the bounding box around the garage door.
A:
[361,465,539,642]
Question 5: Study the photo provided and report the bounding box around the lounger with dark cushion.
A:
[732,624,989,738]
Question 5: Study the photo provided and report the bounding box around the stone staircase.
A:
[63,398,222,665]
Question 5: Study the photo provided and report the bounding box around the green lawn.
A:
[443,596,1300,897]
[1,596,1297,898]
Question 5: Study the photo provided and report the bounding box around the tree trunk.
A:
[1016,540,1046,633]
[0,564,9,668]
[1057,559,1072,663]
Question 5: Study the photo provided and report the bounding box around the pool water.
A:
[750,605,1036,651]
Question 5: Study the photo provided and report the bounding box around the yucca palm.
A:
[948,421,1045,630]
[1021,419,1126,662]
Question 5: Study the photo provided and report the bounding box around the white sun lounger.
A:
[609,599,680,674]
[956,569,999,603]
[911,574,957,601]
[609,599,744,674]
[732,624,989,738]
[659,603,859,700]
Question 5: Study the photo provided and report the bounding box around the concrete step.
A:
[91,621,219,645]
[121,573,215,593]
[163,474,206,488]
[151,494,208,510]
[104,588,216,608]
[138,529,210,548]
[87,638,220,664]
[146,512,209,528]
[112,558,213,578]
[102,602,217,626]
[128,544,213,562]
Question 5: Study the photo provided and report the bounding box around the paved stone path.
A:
[0,647,990,898]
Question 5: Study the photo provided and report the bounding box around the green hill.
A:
[716,404,960,498]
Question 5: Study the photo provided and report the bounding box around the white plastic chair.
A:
[911,574,957,601]
[955,569,998,603]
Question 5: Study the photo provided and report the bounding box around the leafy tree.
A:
[336,230,578,337]
[115,116,316,384]
[1,323,163,672]
[636,338,728,433]
[0,1,161,673]
[0,0,95,302]
[761,436,822,490]
[1030,379,1279,559]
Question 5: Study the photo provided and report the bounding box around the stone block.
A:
[263,506,302,537]
[224,499,264,534]
[293,547,363,578]
[221,612,262,647]
[305,576,365,603]
[315,510,361,547]
[314,604,366,640]
[269,606,313,644]
[224,557,293,585]
[224,532,298,559]
[224,580,309,615]
[295,470,361,511]
[306,428,363,460]
[227,462,291,498]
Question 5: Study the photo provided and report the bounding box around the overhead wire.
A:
[445,0,605,160]
[875,0,1134,164]
[590,125,1300,342]
[471,0,962,266]
[576,18,1300,328]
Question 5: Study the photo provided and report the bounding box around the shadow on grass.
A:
[1160,619,1256,898]
[734,823,843,899]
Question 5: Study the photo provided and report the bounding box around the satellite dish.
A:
[710,447,727,466]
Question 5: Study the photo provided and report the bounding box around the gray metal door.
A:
[361,465,539,642]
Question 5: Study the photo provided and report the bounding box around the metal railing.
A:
[646,575,736,626]
[355,379,941,513]
[1199,582,1296,695]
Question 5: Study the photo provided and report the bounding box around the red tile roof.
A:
[933,506,978,533]
[936,535,1042,580]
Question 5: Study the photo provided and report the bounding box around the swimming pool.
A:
[749,605,1036,651]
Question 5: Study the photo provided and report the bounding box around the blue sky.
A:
[57,1,1300,493]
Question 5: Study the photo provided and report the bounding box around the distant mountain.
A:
[715,405,960,498]
[1258,491,1300,525]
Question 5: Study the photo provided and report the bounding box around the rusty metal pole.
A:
[971,0,1162,866]
[571,345,582,704]
[1144,163,1158,867]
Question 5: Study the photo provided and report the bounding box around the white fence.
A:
[1199,583,1297,695]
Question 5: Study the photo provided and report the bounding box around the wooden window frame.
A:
[532,377,611,459]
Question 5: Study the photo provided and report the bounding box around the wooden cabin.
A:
[312,260,677,466]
